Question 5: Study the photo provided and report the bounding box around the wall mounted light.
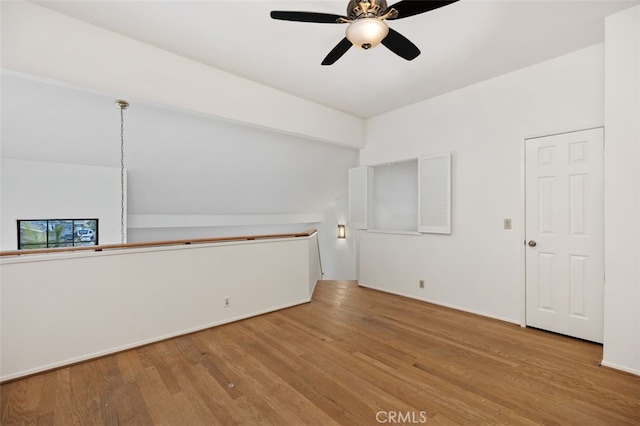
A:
[338,224,346,239]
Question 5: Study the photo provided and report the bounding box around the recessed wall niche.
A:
[349,152,451,235]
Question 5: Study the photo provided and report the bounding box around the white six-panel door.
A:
[525,128,604,343]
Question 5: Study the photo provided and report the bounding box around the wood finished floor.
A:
[1,280,639,425]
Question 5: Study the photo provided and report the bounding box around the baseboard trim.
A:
[310,278,319,297]
[357,282,520,325]
[600,360,640,377]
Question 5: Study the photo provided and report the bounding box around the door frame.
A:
[519,123,604,328]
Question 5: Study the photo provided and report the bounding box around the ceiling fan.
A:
[270,0,459,65]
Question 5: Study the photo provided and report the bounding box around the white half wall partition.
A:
[0,231,321,381]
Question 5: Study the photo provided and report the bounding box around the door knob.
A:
[528,240,537,247]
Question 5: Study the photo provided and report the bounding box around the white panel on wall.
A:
[418,152,452,234]
[348,166,371,230]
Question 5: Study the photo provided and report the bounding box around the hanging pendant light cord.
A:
[115,99,129,245]
[120,107,125,244]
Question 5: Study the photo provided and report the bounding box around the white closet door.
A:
[418,152,452,234]
[348,166,372,230]
[525,128,604,343]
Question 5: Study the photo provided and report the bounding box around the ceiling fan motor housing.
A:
[347,0,388,19]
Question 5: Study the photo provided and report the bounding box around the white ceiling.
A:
[31,0,640,118]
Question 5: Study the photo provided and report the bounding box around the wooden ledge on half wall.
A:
[0,228,318,258]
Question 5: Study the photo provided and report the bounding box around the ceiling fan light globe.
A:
[345,18,389,50]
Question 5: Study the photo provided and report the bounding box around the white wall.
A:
[360,45,604,324]
[0,72,359,218]
[1,72,359,279]
[602,5,640,375]
[0,1,364,148]
[315,191,357,280]
[0,159,122,250]
[0,233,318,381]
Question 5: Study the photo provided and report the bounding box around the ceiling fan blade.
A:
[381,28,420,61]
[270,11,347,24]
[386,0,459,20]
[321,38,353,65]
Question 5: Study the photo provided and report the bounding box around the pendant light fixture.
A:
[114,100,129,244]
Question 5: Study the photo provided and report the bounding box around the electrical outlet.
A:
[224,297,231,308]
[419,280,425,289]
[504,219,512,230]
